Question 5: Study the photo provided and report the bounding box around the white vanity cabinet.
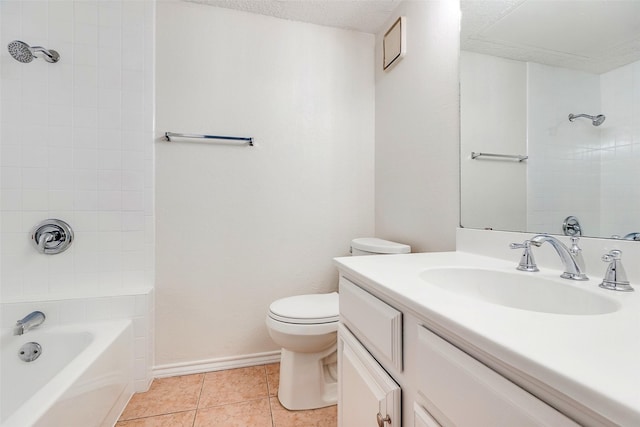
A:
[338,273,582,427]
[338,277,402,427]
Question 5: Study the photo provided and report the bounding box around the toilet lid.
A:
[269,292,339,324]
[351,237,410,254]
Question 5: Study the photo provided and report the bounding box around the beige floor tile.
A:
[119,374,204,420]
[115,410,196,427]
[198,366,269,408]
[265,363,280,397]
[270,397,337,427]
[194,398,272,427]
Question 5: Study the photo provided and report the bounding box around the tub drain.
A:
[18,342,42,362]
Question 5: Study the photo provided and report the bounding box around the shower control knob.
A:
[31,219,74,254]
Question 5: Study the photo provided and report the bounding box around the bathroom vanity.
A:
[335,231,640,427]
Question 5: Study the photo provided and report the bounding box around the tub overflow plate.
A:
[19,342,42,362]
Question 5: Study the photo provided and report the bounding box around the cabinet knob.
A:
[377,412,392,427]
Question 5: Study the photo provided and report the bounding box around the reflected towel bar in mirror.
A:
[164,132,254,146]
[471,152,528,162]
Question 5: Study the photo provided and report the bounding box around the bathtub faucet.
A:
[14,311,46,335]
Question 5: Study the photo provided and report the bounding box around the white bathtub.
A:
[0,320,133,427]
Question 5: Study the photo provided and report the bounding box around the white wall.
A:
[0,0,155,301]
[527,62,601,235]
[155,2,375,366]
[460,51,527,232]
[374,0,460,253]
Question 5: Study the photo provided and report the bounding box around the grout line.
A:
[264,364,272,397]
[192,373,206,427]
[118,409,197,423]
[270,402,276,427]
[197,396,270,410]
[263,364,276,426]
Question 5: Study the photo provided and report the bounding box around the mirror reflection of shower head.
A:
[7,40,60,64]
[568,113,606,126]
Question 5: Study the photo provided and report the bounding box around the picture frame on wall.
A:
[383,16,406,70]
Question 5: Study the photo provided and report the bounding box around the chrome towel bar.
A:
[471,152,527,162]
[164,132,254,146]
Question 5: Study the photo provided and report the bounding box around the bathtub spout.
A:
[14,311,46,335]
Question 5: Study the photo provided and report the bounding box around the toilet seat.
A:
[267,315,338,336]
[268,292,339,325]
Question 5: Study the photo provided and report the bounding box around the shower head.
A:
[7,40,59,63]
[568,113,606,126]
[592,114,606,126]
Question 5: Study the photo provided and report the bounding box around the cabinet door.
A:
[338,325,400,427]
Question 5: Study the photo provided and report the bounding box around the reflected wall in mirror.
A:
[460,0,640,240]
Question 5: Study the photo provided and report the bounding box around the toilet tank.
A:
[350,238,411,256]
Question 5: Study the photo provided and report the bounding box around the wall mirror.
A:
[459,0,640,240]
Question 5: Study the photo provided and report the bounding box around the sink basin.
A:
[419,268,620,315]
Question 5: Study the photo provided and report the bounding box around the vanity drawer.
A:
[339,276,402,371]
[416,325,579,427]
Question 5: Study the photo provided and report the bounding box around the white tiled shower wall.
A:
[599,60,640,238]
[462,53,640,237]
[527,59,640,237]
[526,62,601,235]
[0,0,155,390]
[0,0,154,300]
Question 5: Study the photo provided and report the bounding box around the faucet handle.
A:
[569,236,581,253]
[510,240,539,272]
[569,237,586,271]
[599,250,633,292]
[602,249,622,262]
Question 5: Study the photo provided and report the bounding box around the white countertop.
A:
[334,251,640,426]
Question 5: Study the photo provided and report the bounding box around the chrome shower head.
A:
[7,40,33,63]
[592,114,606,126]
[7,40,59,63]
[568,113,606,126]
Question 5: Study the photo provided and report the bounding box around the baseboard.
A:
[152,350,281,378]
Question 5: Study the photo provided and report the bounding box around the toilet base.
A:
[277,345,338,410]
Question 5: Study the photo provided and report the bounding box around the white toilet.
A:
[266,237,410,410]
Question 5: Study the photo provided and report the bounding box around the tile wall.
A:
[527,59,640,238]
[527,62,602,236]
[599,59,640,238]
[0,0,155,301]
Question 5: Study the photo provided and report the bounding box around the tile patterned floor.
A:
[117,363,337,427]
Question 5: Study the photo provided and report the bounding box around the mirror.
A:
[459,0,640,240]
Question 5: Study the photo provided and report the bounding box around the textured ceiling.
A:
[184,0,401,34]
[185,0,640,74]
[461,0,640,74]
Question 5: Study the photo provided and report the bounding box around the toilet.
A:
[266,237,410,410]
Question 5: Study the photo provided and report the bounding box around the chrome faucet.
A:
[13,311,46,335]
[599,250,633,292]
[511,234,588,280]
